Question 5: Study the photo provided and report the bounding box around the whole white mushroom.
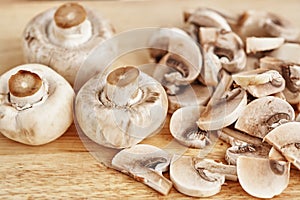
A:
[0,64,74,145]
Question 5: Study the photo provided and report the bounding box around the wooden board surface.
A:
[0,0,300,199]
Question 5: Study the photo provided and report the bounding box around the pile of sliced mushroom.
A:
[112,7,300,198]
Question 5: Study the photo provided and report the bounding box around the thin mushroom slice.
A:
[0,64,74,145]
[235,96,295,139]
[226,143,271,165]
[148,28,202,87]
[269,147,287,162]
[246,37,284,54]
[269,43,300,65]
[198,87,247,131]
[111,144,172,195]
[264,122,300,170]
[193,158,238,181]
[170,106,218,148]
[232,68,285,97]
[170,155,225,197]
[167,83,212,114]
[237,10,300,42]
[75,66,168,148]
[281,64,300,104]
[237,156,290,198]
[186,7,232,31]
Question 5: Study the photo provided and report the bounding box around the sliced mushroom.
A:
[269,43,300,65]
[167,83,212,114]
[148,28,202,94]
[269,147,287,162]
[281,64,300,104]
[0,64,74,145]
[226,143,271,165]
[193,158,238,181]
[186,7,232,31]
[170,106,218,148]
[237,156,290,198]
[170,155,225,197]
[111,144,172,195]
[235,96,295,139]
[199,28,246,75]
[198,78,247,130]
[232,68,285,97]
[220,128,263,145]
[22,2,114,84]
[75,66,168,148]
[246,37,284,54]
[259,56,284,72]
[264,122,300,170]
[237,10,300,42]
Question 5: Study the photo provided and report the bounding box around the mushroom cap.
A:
[170,155,225,197]
[75,68,168,149]
[0,64,74,145]
[198,88,247,130]
[264,122,300,170]
[237,156,290,198]
[235,96,295,138]
[170,106,218,148]
[22,5,114,85]
[111,144,172,195]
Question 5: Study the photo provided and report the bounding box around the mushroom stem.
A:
[50,3,92,47]
[8,70,48,110]
[193,158,238,181]
[104,66,142,107]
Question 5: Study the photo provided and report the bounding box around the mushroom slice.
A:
[246,37,284,54]
[186,7,231,31]
[170,155,225,197]
[111,144,172,195]
[0,64,74,145]
[232,68,285,97]
[22,2,114,84]
[264,122,300,170]
[148,28,202,94]
[226,143,271,165]
[167,83,212,114]
[281,64,300,104]
[170,106,218,148]
[75,66,168,148]
[198,87,247,131]
[220,128,263,145]
[193,158,238,181]
[235,96,295,139]
[269,147,287,162]
[269,43,300,65]
[237,10,300,42]
[237,156,290,198]
[259,56,284,72]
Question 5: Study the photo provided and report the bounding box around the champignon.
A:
[235,96,295,138]
[198,73,247,130]
[0,64,74,145]
[111,144,172,195]
[148,28,202,95]
[264,121,300,170]
[269,43,300,65]
[75,66,168,148]
[198,28,246,76]
[232,68,285,97]
[169,155,225,197]
[22,2,114,84]
[246,37,284,54]
[237,156,290,198]
[269,147,286,162]
[237,10,300,42]
[170,106,218,148]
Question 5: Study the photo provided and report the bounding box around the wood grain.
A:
[0,0,300,199]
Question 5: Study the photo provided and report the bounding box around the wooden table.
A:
[0,0,299,199]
